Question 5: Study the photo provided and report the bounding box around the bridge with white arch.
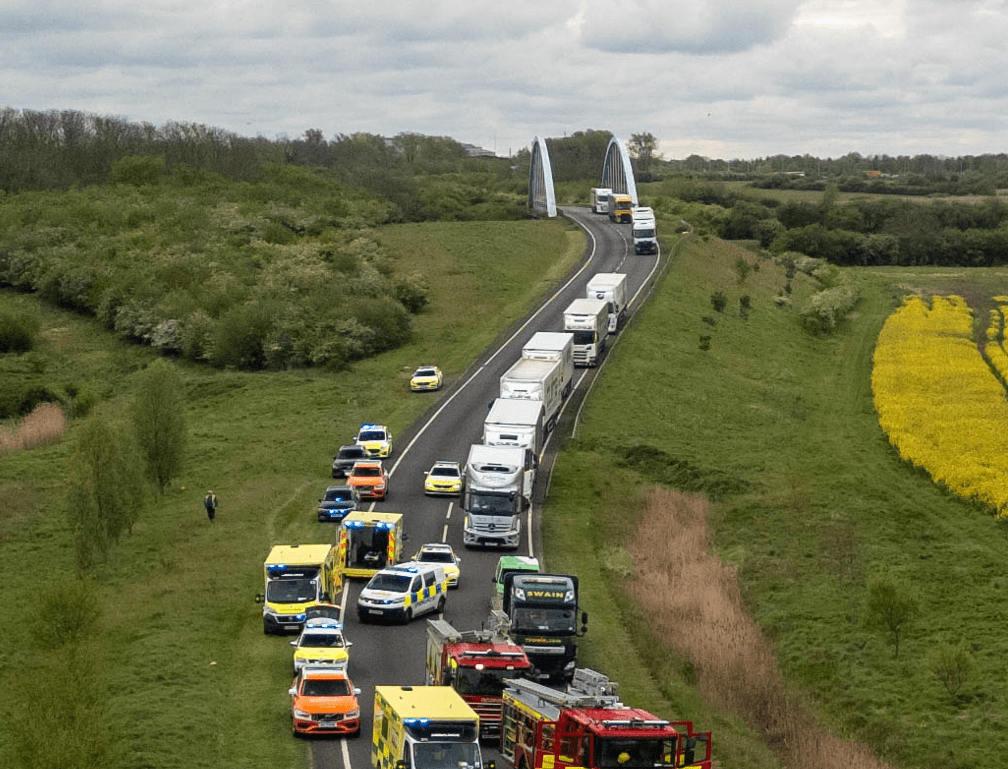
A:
[528,134,638,218]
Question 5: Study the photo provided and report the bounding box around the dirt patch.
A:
[627,487,890,769]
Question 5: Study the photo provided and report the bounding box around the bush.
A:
[926,643,972,699]
[800,282,861,335]
[32,578,101,648]
[109,155,166,186]
[710,291,727,313]
[0,308,40,353]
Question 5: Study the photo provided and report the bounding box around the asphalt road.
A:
[309,207,664,769]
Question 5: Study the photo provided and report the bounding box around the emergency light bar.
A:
[600,719,671,728]
[344,519,396,530]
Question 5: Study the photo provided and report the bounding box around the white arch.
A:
[528,136,557,218]
[601,136,638,206]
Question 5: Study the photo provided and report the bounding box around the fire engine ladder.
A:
[506,668,622,709]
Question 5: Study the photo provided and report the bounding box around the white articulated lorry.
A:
[499,357,563,432]
[563,298,609,367]
[521,331,574,398]
[585,272,628,334]
[484,398,546,460]
[590,187,612,214]
[631,206,658,255]
[462,444,535,549]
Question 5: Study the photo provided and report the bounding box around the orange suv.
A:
[289,665,361,737]
[346,460,388,501]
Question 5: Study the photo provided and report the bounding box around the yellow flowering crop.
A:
[873,295,1008,517]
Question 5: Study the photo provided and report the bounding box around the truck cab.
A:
[463,444,534,549]
[425,618,533,741]
[501,573,587,683]
[563,298,609,367]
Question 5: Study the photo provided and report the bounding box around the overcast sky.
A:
[3,0,1007,160]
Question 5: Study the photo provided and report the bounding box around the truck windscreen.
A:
[453,666,515,696]
[512,607,576,633]
[595,737,675,769]
[266,577,318,603]
[466,491,518,514]
[572,330,596,345]
[411,739,481,769]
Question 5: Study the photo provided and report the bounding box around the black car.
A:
[317,484,358,522]
[332,444,368,478]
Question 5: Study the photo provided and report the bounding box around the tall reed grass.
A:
[0,402,66,454]
[628,488,888,769]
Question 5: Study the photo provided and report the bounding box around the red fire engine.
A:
[426,617,534,741]
[500,668,711,769]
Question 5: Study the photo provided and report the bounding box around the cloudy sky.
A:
[3,0,1006,160]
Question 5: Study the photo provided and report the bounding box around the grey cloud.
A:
[578,0,802,55]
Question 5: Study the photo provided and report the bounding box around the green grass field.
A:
[4,211,1008,769]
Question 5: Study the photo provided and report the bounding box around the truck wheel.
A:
[402,607,412,624]
[437,596,446,614]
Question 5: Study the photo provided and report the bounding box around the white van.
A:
[356,562,448,624]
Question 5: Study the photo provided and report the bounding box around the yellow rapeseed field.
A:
[873,294,1008,517]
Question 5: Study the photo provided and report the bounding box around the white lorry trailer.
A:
[462,444,535,549]
[631,207,658,255]
[590,187,612,214]
[499,357,563,432]
[585,272,628,334]
[521,331,574,398]
[563,298,609,367]
[484,398,546,459]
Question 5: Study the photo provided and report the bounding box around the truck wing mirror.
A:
[254,593,264,604]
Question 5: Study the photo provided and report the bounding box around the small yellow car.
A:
[354,424,393,458]
[423,461,463,496]
[290,617,352,674]
[410,366,443,392]
[412,543,461,589]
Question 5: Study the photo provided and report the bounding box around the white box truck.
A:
[499,357,563,432]
[632,207,658,255]
[586,272,628,334]
[521,331,574,398]
[484,398,546,458]
[463,444,534,549]
[590,187,612,214]
[563,298,609,367]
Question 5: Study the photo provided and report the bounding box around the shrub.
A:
[109,155,166,186]
[926,643,971,699]
[393,272,430,313]
[0,308,40,352]
[210,301,276,369]
[32,577,101,648]
[710,291,727,313]
[800,282,860,334]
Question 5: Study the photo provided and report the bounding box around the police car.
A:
[357,562,447,624]
[354,424,393,458]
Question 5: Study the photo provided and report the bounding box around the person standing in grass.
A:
[204,490,218,523]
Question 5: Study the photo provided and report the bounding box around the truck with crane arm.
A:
[500,668,713,769]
